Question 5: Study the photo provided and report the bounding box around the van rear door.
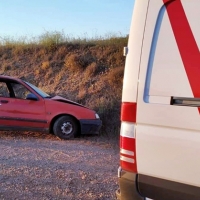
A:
[120,0,149,176]
[136,0,200,199]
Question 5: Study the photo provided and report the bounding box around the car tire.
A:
[53,116,79,139]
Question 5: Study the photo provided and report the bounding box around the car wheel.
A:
[53,116,79,139]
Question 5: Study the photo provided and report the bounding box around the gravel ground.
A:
[0,131,119,200]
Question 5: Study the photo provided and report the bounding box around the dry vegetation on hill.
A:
[0,33,128,138]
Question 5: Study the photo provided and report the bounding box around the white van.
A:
[117,0,200,200]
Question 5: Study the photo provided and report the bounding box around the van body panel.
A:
[137,125,200,187]
[122,0,149,102]
[137,0,200,187]
[118,0,200,199]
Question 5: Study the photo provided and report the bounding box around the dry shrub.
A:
[54,72,62,83]
[36,48,48,58]
[64,53,95,72]
[41,61,50,70]
[64,54,81,72]
[1,64,11,73]
[106,66,124,87]
[93,99,121,136]
[77,86,87,100]
[44,67,53,80]
[54,46,68,60]
[78,53,95,68]
[86,63,108,77]
[12,46,30,57]
[107,50,125,68]
[34,69,40,76]
[93,46,112,59]
[84,62,97,78]
[53,67,68,86]
[1,53,11,60]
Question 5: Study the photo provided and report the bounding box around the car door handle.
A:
[0,100,9,104]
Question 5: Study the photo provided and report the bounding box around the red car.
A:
[0,75,102,139]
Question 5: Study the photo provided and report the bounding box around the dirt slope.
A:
[0,39,127,135]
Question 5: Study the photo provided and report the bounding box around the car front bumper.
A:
[80,119,102,135]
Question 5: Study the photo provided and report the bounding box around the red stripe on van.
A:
[121,102,137,122]
[163,0,200,112]
[120,160,137,173]
[120,136,137,173]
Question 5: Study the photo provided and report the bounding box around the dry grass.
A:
[106,66,124,87]
[84,62,98,78]
[41,61,50,70]
[64,54,82,72]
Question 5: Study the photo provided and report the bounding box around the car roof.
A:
[0,75,22,82]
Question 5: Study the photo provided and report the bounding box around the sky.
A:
[0,0,135,39]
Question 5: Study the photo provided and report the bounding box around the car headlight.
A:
[95,113,100,119]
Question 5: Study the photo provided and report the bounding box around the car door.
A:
[0,79,47,131]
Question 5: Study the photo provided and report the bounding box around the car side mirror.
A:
[26,93,38,101]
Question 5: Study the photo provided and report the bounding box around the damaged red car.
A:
[0,75,102,139]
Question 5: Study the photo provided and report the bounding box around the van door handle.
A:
[0,100,9,104]
[171,97,200,107]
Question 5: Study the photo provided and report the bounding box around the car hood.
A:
[51,95,87,108]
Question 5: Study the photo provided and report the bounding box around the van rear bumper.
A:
[117,167,200,200]
[138,174,200,200]
[116,167,142,200]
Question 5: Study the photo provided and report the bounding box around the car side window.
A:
[11,82,30,99]
[0,82,9,97]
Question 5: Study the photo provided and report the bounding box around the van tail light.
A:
[120,102,137,173]
[121,102,137,122]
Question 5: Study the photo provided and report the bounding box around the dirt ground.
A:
[0,131,119,200]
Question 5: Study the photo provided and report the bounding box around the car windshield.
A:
[24,81,51,98]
